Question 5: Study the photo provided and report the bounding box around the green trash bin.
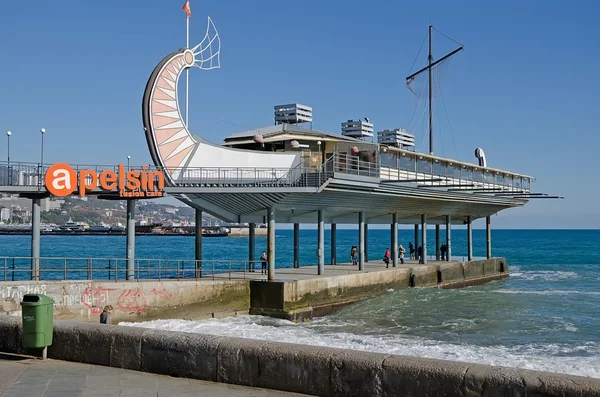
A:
[21,294,55,349]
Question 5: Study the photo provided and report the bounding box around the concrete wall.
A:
[251,258,509,321]
[0,316,598,397]
[228,227,267,237]
[0,279,250,322]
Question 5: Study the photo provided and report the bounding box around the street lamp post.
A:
[6,131,11,185]
[39,128,46,186]
[40,128,46,165]
[127,155,131,169]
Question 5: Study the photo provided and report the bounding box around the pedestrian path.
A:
[0,353,311,397]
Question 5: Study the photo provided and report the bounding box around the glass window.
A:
[433,161,446,176]
[399,154,415,171]
[380,151,396,168]
[417,158,431,174]
[447,165,460,179]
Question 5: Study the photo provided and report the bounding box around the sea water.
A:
[1,229,599,378]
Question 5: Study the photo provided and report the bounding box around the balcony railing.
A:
[332,149,532,192]
[0,161,332,190]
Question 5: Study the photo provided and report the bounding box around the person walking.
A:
[417,246,424,264]
[351,246,358,265]
[100,305,113,324]
[260,251,268,275]
[399,245,405,264]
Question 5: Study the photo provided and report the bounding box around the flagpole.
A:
[185,10,190,129]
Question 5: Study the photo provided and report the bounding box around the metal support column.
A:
[446,215,452,261]
[414,224,419,259]
[331,223,337,265]
[126,200,136,281]
[391,213,398,267]
[364,223,369,262]
[486,216,492,259]
[467,215,473,261]
[195,210,203,277]
[293,223,300,268]
[248,223,255,272]
[358,212,365,271]
[435,224,440,261]
[317,209,324,275]
[31,198,41,281]
[267,207,275,281]
[421,214,427,264]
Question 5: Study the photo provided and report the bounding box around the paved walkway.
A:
[212,257,463,281]
[0,354,311,397]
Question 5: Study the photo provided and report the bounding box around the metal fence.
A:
[0,161,332,190]
[0,257,264,282]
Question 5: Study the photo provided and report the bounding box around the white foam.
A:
[120,316,600,379]
[507,270,579,281]
[495,289,600,296]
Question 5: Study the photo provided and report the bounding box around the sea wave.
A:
[120,316,600,379]
[509,270,579,281]
[495,289,600,296]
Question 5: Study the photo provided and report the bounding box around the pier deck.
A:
[211,259,459,281]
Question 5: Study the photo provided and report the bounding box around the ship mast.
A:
[406,26,463,156]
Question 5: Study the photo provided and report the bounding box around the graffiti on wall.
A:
[80,286,117,314]
[117,288,148,312]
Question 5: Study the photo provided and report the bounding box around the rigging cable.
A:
[406,30,429,76]
[434,70,445,158]
[432,26,464,48]
[438,87,460,161]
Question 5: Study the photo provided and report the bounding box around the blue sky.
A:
[0,1,598,229]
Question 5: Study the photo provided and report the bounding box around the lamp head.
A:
[40,128,46,134]
[6,131,11,137]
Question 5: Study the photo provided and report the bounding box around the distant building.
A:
[0,208,10,222]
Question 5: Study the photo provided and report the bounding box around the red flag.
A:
[182,0,191,17]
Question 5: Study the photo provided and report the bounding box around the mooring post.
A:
[358,211,365,271]
[435,224,440,261]
[293,223,300,268]
[195,209,203,277]
[467,215,473,261]
[486,215,492,259]
[331,223,337,265]
[317,209,324,275]
[267,206,275,281]
[248,222,255,272]
[31,198,41,281]
[446,214,452,261]
[391,213,398,267]
[126,200,136,281]
[421,214,427,264]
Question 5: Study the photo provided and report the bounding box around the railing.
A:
[0,256,264,282]
[0,149,532,193]
[331,150,531,193]
[378,148,532,192]
[0,161,331,190]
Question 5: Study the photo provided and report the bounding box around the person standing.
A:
[260,251,267,275]
[417,246,424,264]
[383,248,391,268]
[409,242,415,260]
[399,245,405,265]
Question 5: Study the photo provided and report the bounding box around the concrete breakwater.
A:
[0,316,599,397]
[250,258,508,321]
[0,258,507,322]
